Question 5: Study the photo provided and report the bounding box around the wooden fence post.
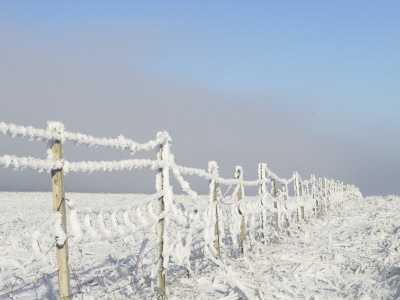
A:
[283,183,290,228]
[272,179,279,231]
[235,166,245,255]
[208,161,220,257]
[324,177,329,211]
[332,179,336,199]
[299,182,305,220]
[48,122,71,300]
[258,163,267,242]
[294,172,300,223]
[311,174,319,217]
[319,178,324,214]
[156,133,170,300]
[304,183,310,197]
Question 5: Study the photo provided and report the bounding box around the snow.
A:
[1,190,399,299]
[0,121,398,299]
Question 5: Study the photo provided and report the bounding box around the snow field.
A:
[0,121,375,299]
[0,187,371,299]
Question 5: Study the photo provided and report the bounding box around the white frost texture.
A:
[1,190,399,299]
[0,121,398,299]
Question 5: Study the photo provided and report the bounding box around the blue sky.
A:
[0,1,399,195]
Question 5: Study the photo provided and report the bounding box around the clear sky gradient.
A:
[1,1,399,196]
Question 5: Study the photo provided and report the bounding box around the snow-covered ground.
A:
[1,191,399,299]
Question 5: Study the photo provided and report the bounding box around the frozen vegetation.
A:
[1,190,399,299]
[0,121,398,299]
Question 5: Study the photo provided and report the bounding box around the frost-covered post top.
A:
[156,131,172,169]
[311,174,317,188]
[258,163,267,194]
[208,161,219,176]
[235,166,243,180]
[293,171,300,196]
[258,163,266,178]
[47,121,65,133]
[293,171,299,184]
[46,121,66,163]
[47,121,65,142]
[156,131,172,144]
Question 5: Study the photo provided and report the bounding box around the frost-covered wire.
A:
[0,154,165,174]
[0,122,58,141]
[0,121,169,153]
[63,158,165,173]
[265,165,295,185]
[171,166,198,199]
[70,191,164,215]
[174,164,270,187]
[0,121,329,192]
[63,131,169,153]
[1,121,355,210]
[0,155,61,173]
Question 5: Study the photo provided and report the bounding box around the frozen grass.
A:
[1,191,399,299]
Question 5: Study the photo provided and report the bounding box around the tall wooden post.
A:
[49,122,71,300]
[208,161,220,257]
[272,179,279,231]
[305,184,310,196]
[324,177,329,211]
[258,163,267,243]
[334,181,337,195]
[236,166,245,255]
[299,183,305,220]
[283,183,290,228]
[156,133,170,300]
[318,178,323,214]
[311,174,318,217]
[294,172,300,223]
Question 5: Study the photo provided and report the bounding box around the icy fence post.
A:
[332,180,336,202]
[48,122,71,300]
[311,174,319,217]
[283,183,290,228]
[156,132,171,300]
[258,163,267,243]
[340,181,345,204]
[294,172,300,223]
[318,178,324,215]
[324,178,329,211]
[299,180,305,220]
[208,161,220,257]
[305,182,310,219]
[236,166,245,255]
[272,179,279,231]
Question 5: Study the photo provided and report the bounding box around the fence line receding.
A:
[0,121,361,300]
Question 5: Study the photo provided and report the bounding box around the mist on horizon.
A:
[1,1,399,196]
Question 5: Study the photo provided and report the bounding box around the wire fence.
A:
[0,121,361,299]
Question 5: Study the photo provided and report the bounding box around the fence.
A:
[0,121,360,299]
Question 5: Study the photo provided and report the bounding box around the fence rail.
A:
[0,121,360,299]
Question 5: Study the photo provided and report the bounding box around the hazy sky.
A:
[1,1,399,196]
